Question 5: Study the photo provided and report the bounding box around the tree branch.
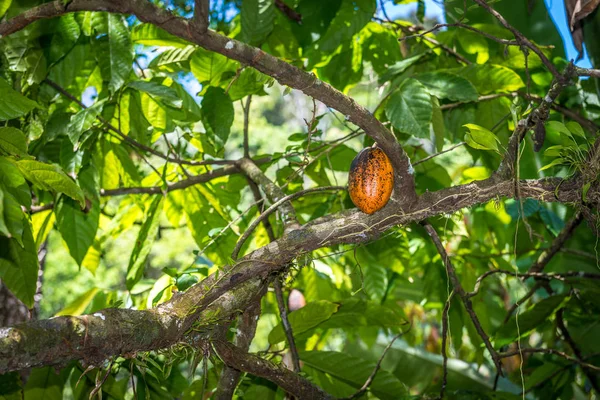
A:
[192,0,209,32]
[1,174,596,372]
[213,340,332,399]
[214,299,263,399]
[0,0,417,206]
[470,0,560,79]
[421,221,504,375]
[43,79,231,167]
[340,331,404,400]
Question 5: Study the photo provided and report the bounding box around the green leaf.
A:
[148,45,196,69]
[0,78,39,121]
[301,351,408,400]
[56,287,100,316]
[55,196,99,266]
[315,0,376,53]
[495,294,568,347]
[190,48,235,88]
[67,100,104,145]
[456,29,489,64]
[0,371,21,400]
[0,221,39,308]
[431,96,445,151]
[100,14,132,93]
[241,0,276,45]
[0,188,25,244]
[24,367,64,400]
[454,64,524,94]
[0,0,12,19]
[463,123,500,151]
[364,262,389,303]
[16,160,85,206]
[127,196,164,290]
[268,300,339,344]
[128,81,183,109]
[539,157,566,171]
[0,127,28,158]
[131,24,191,48]
[566,121,586,138]
[317,298,406,330]
[201,87,234,149]
[415,72,479,102]
[385,78,433,138]
[0,156,30,207]
[49,14,81,64]
[379,53,426,84]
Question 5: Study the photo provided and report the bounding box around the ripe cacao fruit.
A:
[348,147,394,214]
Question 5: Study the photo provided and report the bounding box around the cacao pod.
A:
[348,147,394,214]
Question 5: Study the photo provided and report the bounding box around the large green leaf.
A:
[190,48,235,88]
[95,14,132,93]
[0,78,39,121]
[128,81,183,109]
[24,367,64,400]
[201,87,234,149]
[495,294,568,347]
[385,78,433,138]
[314,0,376,53]
[48,15,81,64]
[131,24,191,48]
[0,221,39,308]
[316,298,406,330]
[463,123,500,151]
[56,287,100,316]
[0,371,21,400]
[454,64,524,94]
[0,127,28,158]
[379,53,426,83]
[67,100,104,145]
[301,351,408,400]
[0,156,30,207]
[16,160,85,206]
[0,188,25,244]
[415,72,479,102]
[126,196,164,290]
[148,45,196,69]
[268,300,339,344]
[55,197,100,266]
[241,0,276,45]
[0,0,11,19]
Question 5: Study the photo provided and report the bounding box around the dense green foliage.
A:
[0,0,599,399]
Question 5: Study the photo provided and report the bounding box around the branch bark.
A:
[192,0,209,32]
[1,174,596,373]
[213,340,332,399]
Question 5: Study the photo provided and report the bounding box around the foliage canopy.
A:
[0,0,599,399]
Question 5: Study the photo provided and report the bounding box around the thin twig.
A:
[43,79,233,167]
[499,348,600,371]
[421,221,504,375]
[413,142,466,166]
[470,0,560,79]
[340,331,405,400]
[231,186,345,260]
[440,290,455,400]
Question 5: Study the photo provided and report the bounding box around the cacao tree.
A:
[0,0,599,398]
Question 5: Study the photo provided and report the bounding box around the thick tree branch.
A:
[1,0,417,206]
[214,300,262,399]
[1,174,597,373]
[213,340,332,399]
